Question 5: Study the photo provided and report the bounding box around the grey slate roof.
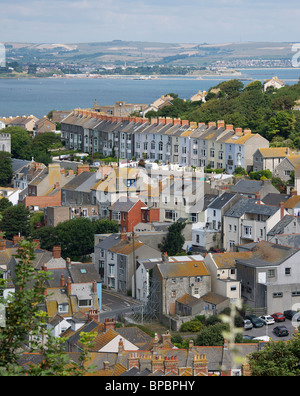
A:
[224,198,279,218]
[207,192,237,210]
[62,171,96,192]
[262,193,290,206]
[231,179,264,194]
[267,215,296,236]
[108,197,142,212]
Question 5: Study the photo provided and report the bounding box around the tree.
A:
[159,221,186,256]
[0,204,30,239]
[4,126,33,160]
[0,197,12,213]
[267,111,296,141]
[0,240,96,375]
[0,151,13,186]
[248,335,300,376]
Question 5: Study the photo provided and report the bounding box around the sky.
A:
[0,0,299,44]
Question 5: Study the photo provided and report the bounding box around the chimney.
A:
[88,309,99,323]
[162,330,171,347]
[158,117,165,124]
[128,353,140,369]
[152,333,159,354]
[32,239,40,249]
[13,235,21,245]
[208,121,216,128]
[66,257,71,269]
[242,361,251,376]
[165,117,173,125]
[151,117,158,125]
[217,120,225,128]
[164,356,178,375]
[280,201,285,219]
[118,338,124,355]
[152,355,164,373]
[244,128,251,134]
[66,277,72,296]
[255,192,261,204]
[103,361,110,371]
[173,118,181,125]
[52,246,61,259]
[77,164,90,175]
[193,354,208,376]
[181,119,189,126]
[162,252,169,264]
[105,318,116,331]
[225,124,234,130]
[41,263,47,272]
[0,239,6,251]
[235,127,243,135]
[60,274,65,287]
[92,280,97,293]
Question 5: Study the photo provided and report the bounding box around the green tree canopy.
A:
[0,151,13,186]
[0,204,30,239]
[159,221,186,256]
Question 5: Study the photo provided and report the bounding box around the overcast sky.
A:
[0,0,299,44]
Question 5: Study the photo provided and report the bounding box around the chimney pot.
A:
[52,245,61,259]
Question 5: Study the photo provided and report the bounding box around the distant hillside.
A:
[4,41,296,67]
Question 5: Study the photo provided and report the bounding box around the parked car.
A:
[259,315,275,325]
[271,312,285,322]
[243,334,254,340]
[243,319,253,330]
[273,326,289,337]
[245,315,264,328]
[283,310,300,321]
[253,336,271,342]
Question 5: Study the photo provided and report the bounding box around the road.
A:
[99,289,143,322]
[244,318,299,341]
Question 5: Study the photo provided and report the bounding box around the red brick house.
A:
[108,198,159,233]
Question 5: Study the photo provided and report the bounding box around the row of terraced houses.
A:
[61,110,269,174]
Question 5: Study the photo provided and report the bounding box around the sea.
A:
[0,68,299,119]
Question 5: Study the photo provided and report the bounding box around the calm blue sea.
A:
[0,68,299,118]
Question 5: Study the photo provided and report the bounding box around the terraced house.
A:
[61,110,268,171]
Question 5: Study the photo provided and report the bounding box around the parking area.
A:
[244,318,298,341]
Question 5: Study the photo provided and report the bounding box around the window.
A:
[58,303,69,313]
[78,299,92,307]
[292,291,300,297]
[268,269,275,278]
[171,290,176,298]
[285,267,291,275]
[273,292,283,298]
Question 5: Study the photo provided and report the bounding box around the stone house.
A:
[273,154,300,182]
[151,258,211,318]
[253,147,290,173]
[33,117,56,135]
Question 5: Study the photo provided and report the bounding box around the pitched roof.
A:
[108,197,143,212]
[236,240,299,267]
[211,251,253,269]
[224,197,279,218]
[284,195,300,208]
[257,147,289,158]
[157,260,210,278]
